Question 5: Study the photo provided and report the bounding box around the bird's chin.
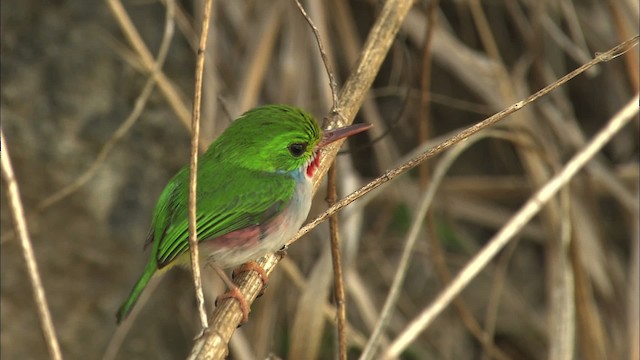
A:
[306,151,321,178]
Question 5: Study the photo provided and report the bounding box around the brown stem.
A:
[328,163,348,360]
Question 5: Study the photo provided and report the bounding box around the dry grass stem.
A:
[188,0,214,333]
[1,129,63,360]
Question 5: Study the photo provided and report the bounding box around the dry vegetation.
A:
[1,0,638,359]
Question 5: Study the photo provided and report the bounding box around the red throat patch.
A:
[306,152,321,177]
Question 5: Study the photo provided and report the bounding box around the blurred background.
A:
[1,0,638,359]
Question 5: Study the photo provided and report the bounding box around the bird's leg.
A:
[212,266,250,324]
[232,261,269,297]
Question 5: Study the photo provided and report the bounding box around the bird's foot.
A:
[215,286,250,325]
[233,261,269,297]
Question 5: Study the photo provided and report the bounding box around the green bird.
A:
[116,104,370,323]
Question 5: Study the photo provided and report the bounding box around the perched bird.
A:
[116,104,370,323]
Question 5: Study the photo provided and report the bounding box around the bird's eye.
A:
[288,143,307,157]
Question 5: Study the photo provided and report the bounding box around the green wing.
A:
[150,161,295,268]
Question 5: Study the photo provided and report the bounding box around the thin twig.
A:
[381,94,639,359]
[293,0,339,111]
[1,129,63,360]
[327,164,348,360]
[188,0,214,332]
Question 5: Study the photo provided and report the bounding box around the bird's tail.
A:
[116,259,157,324]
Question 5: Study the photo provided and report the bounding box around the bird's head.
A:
[210,104,370,177]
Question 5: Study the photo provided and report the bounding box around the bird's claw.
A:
[232,261,269,297]
[216,287,250,325]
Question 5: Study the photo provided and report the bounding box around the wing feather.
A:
[151,162,295,268]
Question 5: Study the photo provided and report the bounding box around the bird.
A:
[116,104,371,323]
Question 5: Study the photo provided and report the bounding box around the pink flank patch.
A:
[306,153,321,177]
[213,226,261,248]
[206,211,286,250]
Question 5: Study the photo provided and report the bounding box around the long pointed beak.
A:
[318,123,372,148]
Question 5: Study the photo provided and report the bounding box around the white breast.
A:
[206,172,313,268]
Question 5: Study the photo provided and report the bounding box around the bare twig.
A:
[188,0,214,332]
[1,129,63,360]
[293,0,339,111]
[327,164,348,360]
[381,94,639,359]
